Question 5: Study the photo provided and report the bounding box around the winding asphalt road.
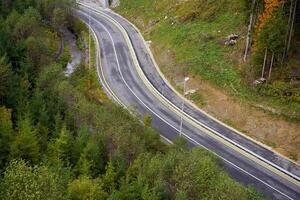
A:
[76,4,300,200]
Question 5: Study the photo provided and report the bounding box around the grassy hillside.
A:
[117,0,246,86]
[116,0,300,120]
[116,0,300,162]
[118,0,246,87]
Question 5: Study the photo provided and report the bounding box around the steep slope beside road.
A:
[114,0,300,164]
[77,3,300,199]
[99,8,300,179]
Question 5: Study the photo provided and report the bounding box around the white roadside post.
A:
[179,77,189,137]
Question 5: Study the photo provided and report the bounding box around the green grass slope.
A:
[117,0,246,87]
[116,0,300,122]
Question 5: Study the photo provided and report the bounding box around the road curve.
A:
[76,5,300,200]
[93,5,300,180]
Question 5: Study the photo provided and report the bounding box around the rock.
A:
[225,40,237,45]
[225,34,239,46]
[185,89,197,96]
[253,77,266,85]
[228,34,239,40]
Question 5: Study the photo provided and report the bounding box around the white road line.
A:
[79,4,300,186]
[100,5,300,170]
[78,11,125,107]
[78,10,296,200]
[95,8,300,184]
[93,29,125,107]
[78,15,116,103]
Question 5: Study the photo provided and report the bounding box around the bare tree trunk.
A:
[287,0,298,53]
[244,0,257,61]
[282,0,295,63]
[262,48,268,78]
[254,2,260,23]
[268,52,275,80]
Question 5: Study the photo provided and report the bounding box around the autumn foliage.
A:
[257,0,283,32]
[254,0,284,50]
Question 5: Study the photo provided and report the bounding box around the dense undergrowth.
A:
[0,0,263,199]
[116,0,300,122]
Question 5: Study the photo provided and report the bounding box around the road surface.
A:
[76,4,300,200]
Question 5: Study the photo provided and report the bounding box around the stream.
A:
[63,28,82,76]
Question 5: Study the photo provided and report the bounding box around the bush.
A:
[258,81,300,101]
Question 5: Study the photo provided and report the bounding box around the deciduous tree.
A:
[0,160,66,200]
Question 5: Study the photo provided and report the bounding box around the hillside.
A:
[0,0,263,199]
[115,0,300,162]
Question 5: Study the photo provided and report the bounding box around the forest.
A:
[0,0,264,199]
[245,0,299,84]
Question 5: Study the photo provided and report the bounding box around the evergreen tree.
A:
[47,125,73,165]
[0,107,13,169]
[75,153,92,177]
[102,161,117,193]
[68,176,107,200]
[0,55,12,102]
[12,7,41,40]
[83,136,106,177]
[10,116,40,164]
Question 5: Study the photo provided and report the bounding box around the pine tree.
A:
[68,176,107,200]
[10,116,40,164]
[0,55,12,102]
[0,106,13,169]
[75,153,92,177]
[47,125,73,165]
[102,161,117,193]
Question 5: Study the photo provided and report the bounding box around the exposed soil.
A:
[151,43,300,163]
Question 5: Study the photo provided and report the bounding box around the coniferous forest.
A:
[0,1,264,199]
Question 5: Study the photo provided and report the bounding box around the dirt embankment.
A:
[151,43,300,163]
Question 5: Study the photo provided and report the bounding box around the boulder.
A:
[253,77,266,85]
[225,34,239,46]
